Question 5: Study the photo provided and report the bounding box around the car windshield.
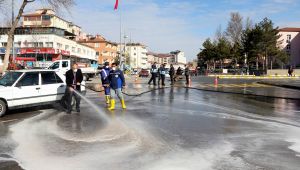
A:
[48,62,59,69]
[0,72,23,86]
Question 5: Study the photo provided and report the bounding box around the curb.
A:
[257,82,300,91]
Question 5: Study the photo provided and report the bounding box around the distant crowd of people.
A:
[148,62,191,86]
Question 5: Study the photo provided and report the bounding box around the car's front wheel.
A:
[0,100,7,117]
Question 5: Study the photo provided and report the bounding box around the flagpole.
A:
[115,0,123,70]
[119,0,122,70]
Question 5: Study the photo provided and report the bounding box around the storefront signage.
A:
[20,48,55,54]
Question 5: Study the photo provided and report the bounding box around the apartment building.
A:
[78,35,118,64]
[278,27,300,67]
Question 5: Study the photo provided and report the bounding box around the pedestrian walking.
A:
[148,62,158,86]
[65,63,83,114]
[288,66,294,77]
[108,63,126,110]
[100,62,111,106]
[159,64,167,86]
[175,66,182,82]
[169,64,175,85]
[184,65,190,85]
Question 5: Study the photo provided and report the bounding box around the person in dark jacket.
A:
[65,63,83,114]
[169,64,175,85]
[288,66,294,77]
[100,62,111,106]
[184,65,191,85]
[108,63,126,110]
[159,64,167,86]
[148,62,158,86]
[157,64,163,85]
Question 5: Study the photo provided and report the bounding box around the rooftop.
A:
[279,27,300,32]
[78,35,117,45]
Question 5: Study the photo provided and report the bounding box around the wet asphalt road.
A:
[1,77,300,170]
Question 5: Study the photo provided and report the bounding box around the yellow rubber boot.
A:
[105,96,110,105]
[121,99,126,109]
[108,99,115,111]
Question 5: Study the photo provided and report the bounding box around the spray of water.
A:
[73,89,109,122]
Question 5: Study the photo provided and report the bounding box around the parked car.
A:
[139,69,150,77]
[0,70,86,117]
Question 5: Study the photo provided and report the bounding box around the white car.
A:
[0,70,85,117]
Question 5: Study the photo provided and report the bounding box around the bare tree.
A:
[0,0,75,73]
[225,12,243,45]
[245,17,253,30]
[215,25,225,40]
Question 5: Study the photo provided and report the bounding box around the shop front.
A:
[19,48,70,68]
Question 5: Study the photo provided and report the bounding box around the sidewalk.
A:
[258,79,300,90]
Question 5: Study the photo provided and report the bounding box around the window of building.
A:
[39,42,43,47]
[14,42,21,48]
[42,15,51,21]
[45,42,53,48]
[1,42,7,47]
[57,43,62,49]
[78,48,81,53]
[33,42,39,47]
[96,52,99,56]
[95,43,100,48]
[17,73,39,86]
[286,34,292,43]
[134,53,136,56]
[65,45,69,50]
[287,44,291,50]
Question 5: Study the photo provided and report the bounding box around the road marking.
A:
[195,84,272,88]
[1,119,19,123]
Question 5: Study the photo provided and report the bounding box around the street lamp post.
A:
[123,35,128,69]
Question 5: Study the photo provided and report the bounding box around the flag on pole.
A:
[114,0,119,10]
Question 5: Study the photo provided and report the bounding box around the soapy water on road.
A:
[4,89,300,170]
[73,90,109,122]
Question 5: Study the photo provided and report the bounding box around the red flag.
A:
[114,0,119,10]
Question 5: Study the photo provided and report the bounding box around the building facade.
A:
[146,50,187,69]
[0,28,96,68]
[78,35,118,65]
[118,43,148,69]
[278,27,300,67]
[22,9,84,40]
[0,8,97,69]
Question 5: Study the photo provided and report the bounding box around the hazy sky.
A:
[1,0,300,61]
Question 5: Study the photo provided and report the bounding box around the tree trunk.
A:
[270,59,273,70]
[2,0,29,73]
[256,57,258,70]
[213,61,216,70]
